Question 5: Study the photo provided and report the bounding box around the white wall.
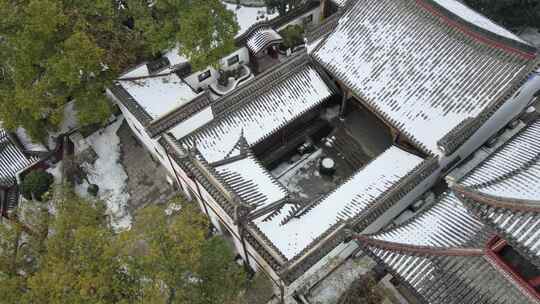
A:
[220,47,250,71]
[183,47,251,90]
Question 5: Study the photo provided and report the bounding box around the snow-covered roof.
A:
[181,62,333,163]
[432,0,526,44]
[121,47,188,79]
[460,121,540,200]
[254,146,423,260]
[15,128,47,153]
[358,190,537,304]
[246,27,283,54]
[0,129,41,186]
[215,153,287,210]
[370,191,485,248]
[118,74,199,120]
[312,0,534,154]
[455,120,540,262]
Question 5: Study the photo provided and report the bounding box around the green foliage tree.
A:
[280,24,305,49]
[0,0,146,140]
[0,190,141,303]
[264,0,303,15]
[120,201,247,304]
[0,0,239,140]
[464,0,540,29]
[126,0,239,71]
[21,170,54,201]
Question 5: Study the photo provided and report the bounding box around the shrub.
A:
[87,184,99,197]
[280,24,304,50]
[21,170,54,201]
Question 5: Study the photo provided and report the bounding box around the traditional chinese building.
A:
[108,0,540,301]
[357,119,540,303]
[0,127,48,216]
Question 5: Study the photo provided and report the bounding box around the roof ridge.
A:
[453,184,540,213]
[417,0,537,59]
[355,234,485,256]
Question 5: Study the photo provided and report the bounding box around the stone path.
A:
[117,122,176,215]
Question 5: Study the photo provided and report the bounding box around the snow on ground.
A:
[165,201,182,216]
[520,27,540,48]
[46,161,63,185]
[78,118,131,231]
[273,149,323,199]
[222,2,279,37]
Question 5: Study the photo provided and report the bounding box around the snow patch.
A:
[165,202,182,216]
[222,2,279,37]
[46,161,63,185]
[79,118,131,231]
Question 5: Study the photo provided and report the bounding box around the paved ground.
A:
[117,122,176,215]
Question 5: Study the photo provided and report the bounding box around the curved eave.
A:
[453,184,540,213]
[354,235,484,257]
[419,0,537,59]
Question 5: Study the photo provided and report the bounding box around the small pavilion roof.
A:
[254,146,424,260]
[246,27,283,55]
[357,191,538,304]
[454,120,540,264]
[312,0,536,154]
[180,55,334,163]
[0,128,40,187]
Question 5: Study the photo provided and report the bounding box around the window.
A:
[303,14,313,24]
[198,70,211,82]
[227,55,240,66]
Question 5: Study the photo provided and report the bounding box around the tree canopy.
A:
[120,202,247,304]
[464,0,540,29]
[0,0,239,140]
[264,0,303,16]
[0,192,247,303]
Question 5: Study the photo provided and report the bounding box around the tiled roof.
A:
[118,73,199,120]
[0,129,40,187]
[254,146,423,260]
[370,191,485,248]
[180,58,334,163]
[215,152,288,211]
[246,27,283,55]
[358,191,537,304]
[312,0,535,154]
[460,121,540,199]
[455,120,540,264]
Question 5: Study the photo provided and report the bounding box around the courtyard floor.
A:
[117,121,176,216]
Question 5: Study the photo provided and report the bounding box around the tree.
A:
[264,0,303,16]
[280,24,305,49]
[464,0,540,29]
[21,170,54,201]
[0,190,143,303]
[0,0,146,140]
[0,0,239,140]
[126,0,239,71]
[120,201,247,304]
